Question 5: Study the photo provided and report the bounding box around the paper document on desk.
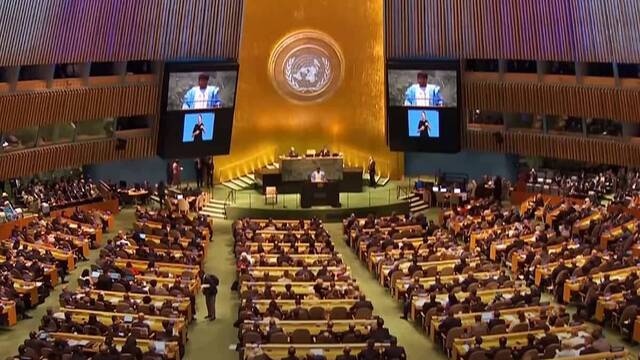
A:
[67,340,90,346]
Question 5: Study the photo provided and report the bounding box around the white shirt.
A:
[193,88,209,110]
[311,170,326,183]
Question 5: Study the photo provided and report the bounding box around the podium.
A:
[301,181,340,208]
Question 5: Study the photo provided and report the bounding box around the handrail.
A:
[396,184,413,200]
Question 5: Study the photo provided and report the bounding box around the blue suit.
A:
[404,84,443,106]
[182,86,222,109]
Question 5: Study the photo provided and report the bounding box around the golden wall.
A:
[215,0,402,181]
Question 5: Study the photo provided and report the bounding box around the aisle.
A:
[185,218,240,359]
[324,223,444,360]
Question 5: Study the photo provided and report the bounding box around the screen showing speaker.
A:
[386,60,461,153]
[158,61,238,159]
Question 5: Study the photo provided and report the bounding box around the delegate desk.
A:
[301,181,340,208]
[113,259,200,277]
[429,304,544,340]
[245,266,350,281]
[56,218,103,246]
[594,292,624,322]
[135,220,211,242]
[511,241,580,274]
[58,308,188,344]
[89,274,200,295]
[249,299,358,314]
[532,254,607,287]
[243,343,389,360]
[0,255,59,286]
[563,266,640,303]
[249,254,342,266]
[3,240,75,270]
[412,285,529,322]
[378,258,481,286]
[451,325,589,360]
[244,242,326,254]
[242,319,375,336]
[240,281,355,298]
[0,300,17,326]
[77,290,193,321]
[48,332,180,360]
[600,220,638,249]
[393,271,501,300]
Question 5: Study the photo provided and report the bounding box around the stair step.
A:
[200,211,226,219]
[210,199,226,205]
[377,177,390,186]
[237,176,255,186]
[201,207,226,215]
[246,173,256,181]
[203,203,225,210]
[411,203,430,212]
[222,182,243,191]
[231,179,251,189]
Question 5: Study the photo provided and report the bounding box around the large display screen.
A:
[386,60,461,153]
[158,62,238,158]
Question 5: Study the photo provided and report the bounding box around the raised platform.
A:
[212,181,411,221]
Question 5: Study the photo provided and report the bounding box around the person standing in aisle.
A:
[201,271,219,320]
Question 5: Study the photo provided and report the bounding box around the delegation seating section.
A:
[233,218,407,360]
[11,207,212,360]
[342,195,632,360]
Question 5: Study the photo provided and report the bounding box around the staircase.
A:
[362,173,391,187]
[401,193,429,213]
[221,173,257,191]
[200,199,227,219]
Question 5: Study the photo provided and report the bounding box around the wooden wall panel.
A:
[386,0,640,62]
[0,0,244,66]
[0,84,159,132]
[463,81,640,122]
[465,130,640,166]
[0,136,156,180]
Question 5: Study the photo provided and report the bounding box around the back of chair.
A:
[445,326,463,350]
[269,331,288,344]
[329,306,350,320]
[424,266,438,277]
[469,351,488,360]
[440,267,454,276]
[354,307,372,320]
[509,323,529,333]
[542,344,560,359]
[242,330,262,344]
[308,306,326,320]
[132,326,149,339]
[489,324,507,335]
[290,329,312,343]
[521,349,539,360]
[493,349,513,360]
[620,304,638,325]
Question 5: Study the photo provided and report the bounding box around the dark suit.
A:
[438,316,462,336]
[368,160,376,187]
[202,274,219,319]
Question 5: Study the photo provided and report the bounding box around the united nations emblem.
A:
[269,30,344,104]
